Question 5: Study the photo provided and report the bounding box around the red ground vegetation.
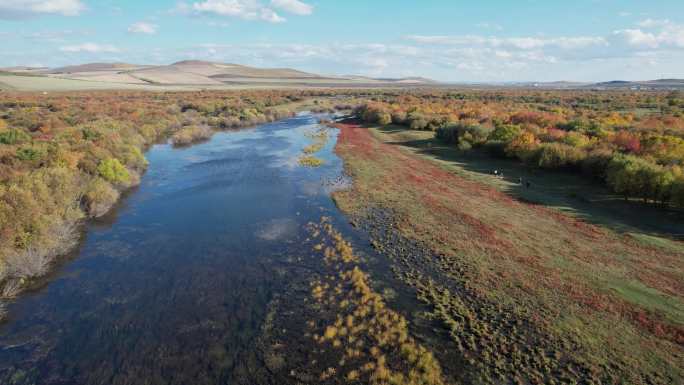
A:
[334,120,684,350]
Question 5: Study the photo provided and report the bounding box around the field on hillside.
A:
[0,61,435,91]
[0,73,159,91]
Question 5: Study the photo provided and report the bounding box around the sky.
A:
[1,0,683,82]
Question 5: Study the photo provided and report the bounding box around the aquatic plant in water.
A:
[304,217,445,384]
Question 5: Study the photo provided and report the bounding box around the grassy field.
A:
[0,74,300,92]
[332,121,684,383]
[372,125,684,239]
[0,73,160,91]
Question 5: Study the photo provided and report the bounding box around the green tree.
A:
[97,158,130,184]
[488,124,521,143]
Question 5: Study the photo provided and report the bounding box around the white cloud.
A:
[0,0,84,18]
[405,35,606,50]
[184,0,311,22]
[192,0,263,19]
[613,29,659,48]
[659,25,684,48]
[128,22,158,34]
[476,22,503,31]
[190,0,284,22]
[271,0,312,15]
[259,7,284,23]
[60,43,120,53]
[637,19,671,28]
[613,22,684,49]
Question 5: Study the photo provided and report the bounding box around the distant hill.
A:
[47,62,149,74]
[4,61,681,91]
[443,79,684,90]
[588,79,684,90]
[0,66,49,73]
[345,75,438,84]
[0,61,439,89]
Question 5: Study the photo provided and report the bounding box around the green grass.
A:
[333,122,684,383]
[630,232,684,253]
[371,125,684,327]
[608,279,684,325]
[371,125,684,241]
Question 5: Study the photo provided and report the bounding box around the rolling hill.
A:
[1,61,438,90]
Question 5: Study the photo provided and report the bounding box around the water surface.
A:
[0,113,351,384]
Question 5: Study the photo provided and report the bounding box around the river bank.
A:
[331,120,683,383]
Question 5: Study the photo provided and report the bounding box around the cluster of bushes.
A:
[606,154,684,205]
[436,122,493,151]
[171,125,213,146]
[0,89,319,301]
[354,91,684,207]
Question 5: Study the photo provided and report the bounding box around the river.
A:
[0,113,358,384]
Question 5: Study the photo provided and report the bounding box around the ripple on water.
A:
[255,218,300,241]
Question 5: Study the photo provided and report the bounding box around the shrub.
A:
[16,147,42,162]
[407,112,429,130]
[557,119,593,133]
[534,143,586,170]
[391,111,407,125]
[488,124,521,143]
[435,125,460,144]
[505,131,539,161]
[377,111,392,125]
[563,132,591,148]
[437,122,492,148]
[457,140,473,151]
[97,158,130,185]
[483,140,507,157]
[612,131,642,154]
[83,177,119,217]
[356,104,392,126]
[171,125,213,146]
[581,148,613,179]
[81,127,101,141]
[120,145,148,171]
[605,154,676,203]
[0,129,31,145]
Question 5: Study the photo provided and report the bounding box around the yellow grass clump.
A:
[305,218,445,385]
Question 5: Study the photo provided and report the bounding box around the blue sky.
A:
[1,0,683,81]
